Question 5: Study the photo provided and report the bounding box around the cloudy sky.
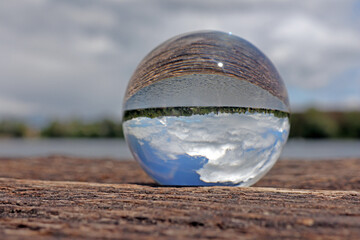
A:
[1,0,359,120]
[124,112,289,185]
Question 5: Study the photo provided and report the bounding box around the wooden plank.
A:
[0,157,359,190]
[0,157,359,239]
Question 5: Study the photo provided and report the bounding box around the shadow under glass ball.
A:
[122,30,290,186]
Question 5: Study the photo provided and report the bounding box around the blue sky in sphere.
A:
[127,133,215,186]
[123,112,289,185]
[0,0,359,121]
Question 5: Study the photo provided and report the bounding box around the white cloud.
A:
[0,96,37,116]
[73,35,117,55]
[269,13,360,88]
[124,112,289,185]
[0,0,359,118]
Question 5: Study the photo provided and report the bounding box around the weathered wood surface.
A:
[125,31,289,106]
[1,157,359,190]
[0,157,360,239]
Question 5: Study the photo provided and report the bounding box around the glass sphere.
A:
[122,31,290,186]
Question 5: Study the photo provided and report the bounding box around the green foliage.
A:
[123,107,289,121]
[289,109,360,139]
[0,109,359,139]
[0,119,28,138]
[41,119,124,138]
[338,111,360,138]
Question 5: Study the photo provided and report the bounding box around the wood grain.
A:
[0,157,359,190]
[125,31,289,107]
[0,157,359,239]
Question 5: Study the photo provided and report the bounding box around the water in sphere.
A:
[122,31,290,186]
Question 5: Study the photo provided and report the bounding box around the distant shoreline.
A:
[0,109,359,139]
[123,106,290,121]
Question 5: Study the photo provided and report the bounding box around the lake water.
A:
[0,139,359,160]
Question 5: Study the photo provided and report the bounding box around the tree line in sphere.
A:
[0,109,359,139]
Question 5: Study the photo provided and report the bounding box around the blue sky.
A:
[123,112,289,185]
[0,0,359,120]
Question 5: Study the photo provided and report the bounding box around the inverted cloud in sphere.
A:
[124,112,289,184]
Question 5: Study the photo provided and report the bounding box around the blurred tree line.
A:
[289,109,360,139]
[0,119,124,138]
[41,119,124,138]
[0,120,28,138]
[0,109,359,139]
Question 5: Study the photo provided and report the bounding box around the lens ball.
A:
[123,31,290,186]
